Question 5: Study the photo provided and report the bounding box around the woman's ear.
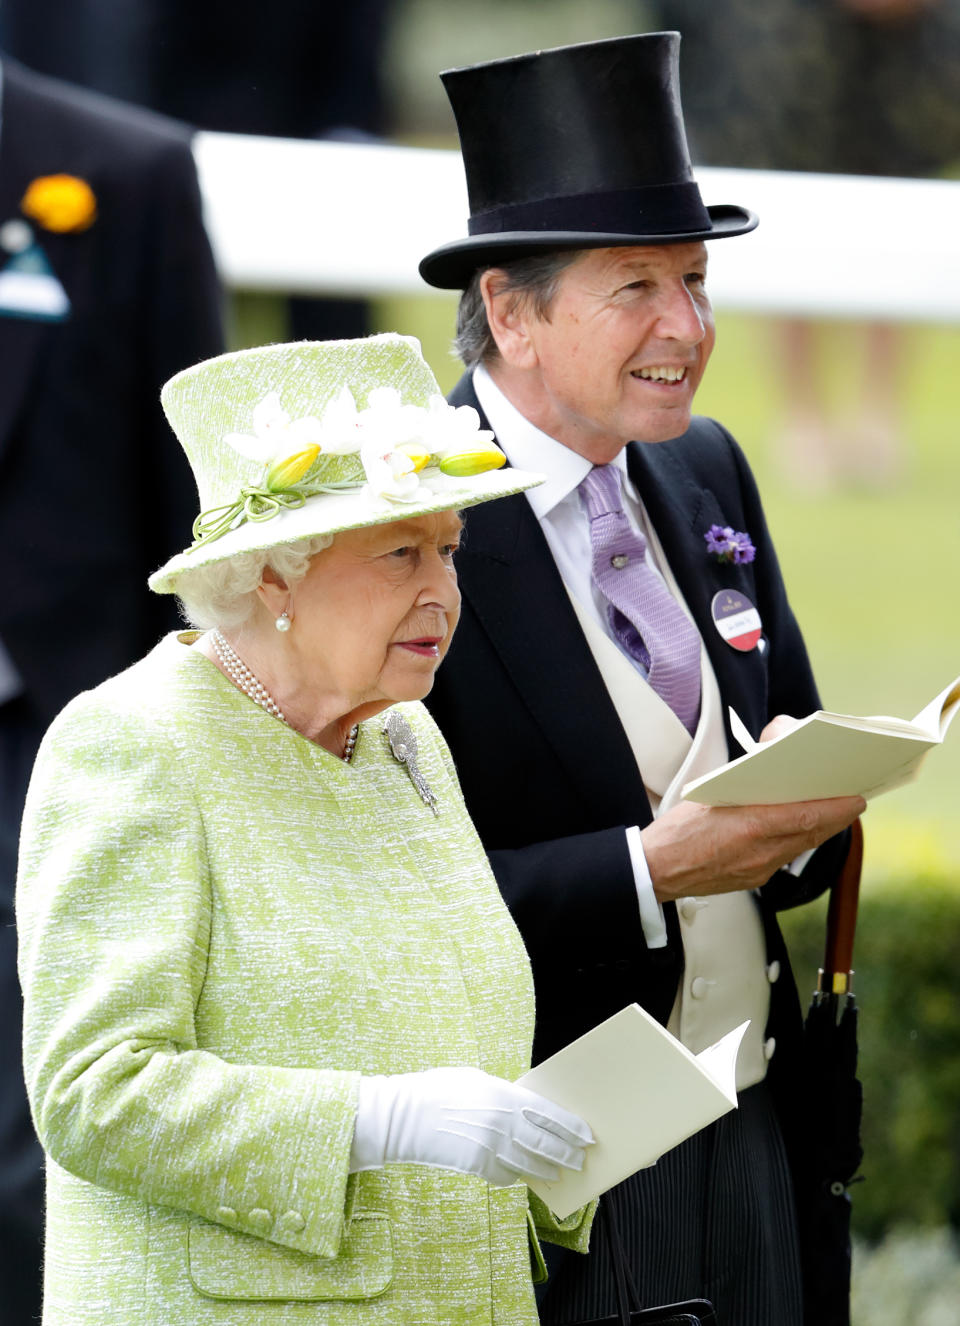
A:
[255,566,290,620]
[480,269,540,370]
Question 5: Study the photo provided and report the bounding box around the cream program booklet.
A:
[515,1004,747,1219]
[681,674,960,807]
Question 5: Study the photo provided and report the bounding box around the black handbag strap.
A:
[602,1194,641,1320]
[592,1193,719,1326]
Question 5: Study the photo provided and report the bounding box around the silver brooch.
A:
[382,711,439,816]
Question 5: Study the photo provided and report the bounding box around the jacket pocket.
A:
[188,1213,393,1302]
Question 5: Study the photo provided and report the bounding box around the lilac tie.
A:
[578,464,701,734]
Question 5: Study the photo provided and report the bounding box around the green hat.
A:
[149,334,541,596]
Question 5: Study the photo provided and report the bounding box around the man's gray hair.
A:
[174,534,334,630]
[453,250,580,368]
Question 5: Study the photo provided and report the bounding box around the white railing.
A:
[193,132,960,323]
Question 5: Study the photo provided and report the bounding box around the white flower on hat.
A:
[354,390,423,502]
[314,386,374,455]
[320,385,424,504]
[421,396,484,452]
[360,439,423,503]
[224,391,325,466]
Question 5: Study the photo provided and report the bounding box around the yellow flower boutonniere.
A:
[21,174,97,234]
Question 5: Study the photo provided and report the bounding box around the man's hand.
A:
[642,795,864,902]
[642,711,863,901]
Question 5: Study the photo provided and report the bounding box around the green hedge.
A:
[780,874,960,1241]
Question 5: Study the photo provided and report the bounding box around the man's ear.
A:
[480,269,539,369]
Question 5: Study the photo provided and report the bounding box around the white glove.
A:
[349,1066,593,1187]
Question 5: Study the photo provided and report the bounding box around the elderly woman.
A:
[16,336,594,1325]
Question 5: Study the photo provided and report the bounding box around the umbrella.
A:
[799,817,865,1326]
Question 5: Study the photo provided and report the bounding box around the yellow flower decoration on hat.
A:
[21,174,97,234]
[190,386,512,551]
[439,442,507,477]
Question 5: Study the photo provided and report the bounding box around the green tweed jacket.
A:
[17,634,589,1325]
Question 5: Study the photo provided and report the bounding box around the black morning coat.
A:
[0,57,224,726]
[424,371,851,1313]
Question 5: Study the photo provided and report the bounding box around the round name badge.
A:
[711,589,762,652]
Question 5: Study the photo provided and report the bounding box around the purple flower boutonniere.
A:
[705,524,756,565]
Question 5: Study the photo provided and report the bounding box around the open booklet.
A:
[515,1004,747,1220]
[681,674,960,807]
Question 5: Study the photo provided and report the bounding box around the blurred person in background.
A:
[0,0,397,344]
[0,52,223,1323]
[657,0,960,491]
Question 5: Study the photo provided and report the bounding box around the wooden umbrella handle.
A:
[821,817,864,993]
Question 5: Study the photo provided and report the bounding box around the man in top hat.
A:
[421,32,863,1326]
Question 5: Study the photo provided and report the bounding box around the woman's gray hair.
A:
[453,250,580,368]
[175,535,334,630]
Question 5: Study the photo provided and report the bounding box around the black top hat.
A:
[419,32,757,290]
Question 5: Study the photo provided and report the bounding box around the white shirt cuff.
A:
[625,826,668,949]
[784,848,815,877]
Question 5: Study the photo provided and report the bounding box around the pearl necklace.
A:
[341,724,359,763]
[211,630,358,762]
[212,630,287,723]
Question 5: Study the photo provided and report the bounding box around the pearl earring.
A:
[275,611,292,633]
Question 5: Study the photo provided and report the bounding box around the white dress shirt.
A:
[474,363,670,946]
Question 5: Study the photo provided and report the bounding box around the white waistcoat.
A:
[565,520,777,1090]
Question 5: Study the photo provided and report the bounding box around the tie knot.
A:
[578,464,624,521]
